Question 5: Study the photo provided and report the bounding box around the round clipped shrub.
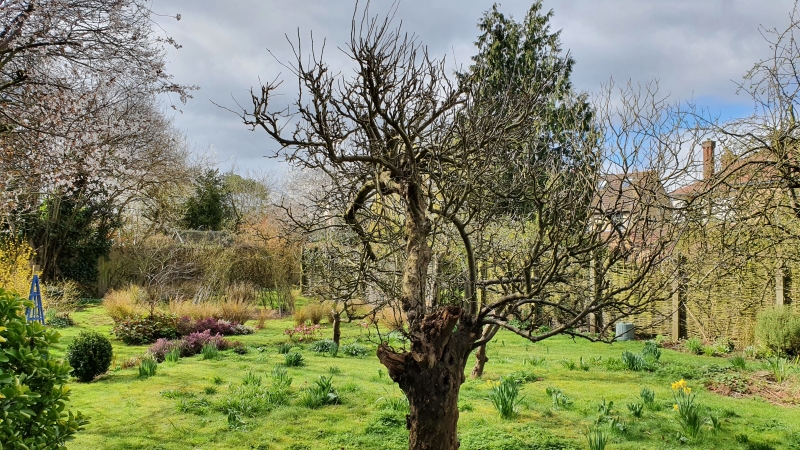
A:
[0,288,87,446]
[755,306,800,356]
[67,330,114,382]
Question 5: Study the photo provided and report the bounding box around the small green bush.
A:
[604,357,625,371]
[297,375,339,408]
[0,288,87,447]
[545,386,572,409]
[729,354,747,370]
[642,341,661,362]
[559,359,577,370]
[45,310,75,328]
[621,351,647,371]
[277,343,293,354]
[640,387,657,409]
[627,402,643,418]
[755,306,800,356]
[66,330,114,382]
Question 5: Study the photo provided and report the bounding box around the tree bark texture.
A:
[377,307,477,450]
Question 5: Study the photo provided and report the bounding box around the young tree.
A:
[181,169,229,231]
[237,4,694,449]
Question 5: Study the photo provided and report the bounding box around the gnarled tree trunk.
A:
[378,307,477,450]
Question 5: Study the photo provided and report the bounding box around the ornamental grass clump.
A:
[488,377,522,419]
[201,343,219,360]
[730,354,747,370]
[139,355,158,378]
[671,379,703,439]
[298,375,339,409]
[284,352,304,367]
[764,356,794,384]
[586,426,608,450]
[165,347,181,363]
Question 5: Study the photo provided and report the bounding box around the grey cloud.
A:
[153,0,794,175]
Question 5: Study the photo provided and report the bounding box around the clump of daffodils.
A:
[671,379,703,438]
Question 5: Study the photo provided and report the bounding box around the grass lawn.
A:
[52,306,800,450]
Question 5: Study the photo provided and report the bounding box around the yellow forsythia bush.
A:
[0,239,34,296]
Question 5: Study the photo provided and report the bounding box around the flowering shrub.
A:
[183,330,231,355]
[112,313,179,345]
[0,239,35,296]
[176,316,254,336]
[148,330,236,360]
[284,323,321,341]
[148,338,189,362]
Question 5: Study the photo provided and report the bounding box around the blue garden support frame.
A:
[26,274,45,324]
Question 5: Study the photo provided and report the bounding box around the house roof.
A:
[671,150,782,199]
[594,170,670,214]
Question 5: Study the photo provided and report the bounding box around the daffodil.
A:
[671,379,687,391]
[673,404,679,410]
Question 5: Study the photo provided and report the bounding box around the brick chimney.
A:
[702,140,716,180]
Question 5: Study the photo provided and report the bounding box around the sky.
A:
[153,0,796,176]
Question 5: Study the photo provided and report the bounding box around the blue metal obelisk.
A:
[26,274,45,324]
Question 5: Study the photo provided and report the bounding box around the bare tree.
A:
[235,4,697,449]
